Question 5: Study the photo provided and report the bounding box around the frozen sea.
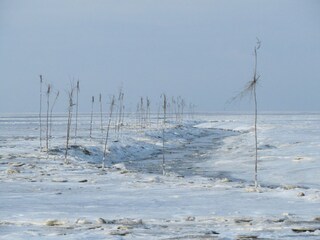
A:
[0,113,319,239]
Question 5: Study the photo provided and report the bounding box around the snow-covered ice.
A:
[0,113,319,239]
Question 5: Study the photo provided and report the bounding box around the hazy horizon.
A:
[1,0,319,113]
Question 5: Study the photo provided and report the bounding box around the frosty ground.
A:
[0,113,319,239]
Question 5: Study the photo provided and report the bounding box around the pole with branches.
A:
[230,38,261,189]
[252,39,261,188]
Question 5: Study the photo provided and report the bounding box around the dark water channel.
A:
[123,126,239,179]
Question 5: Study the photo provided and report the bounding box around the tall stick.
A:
[146,97,150,127]
[39,75,43,152]
[253,39,260,189]
[117,92,124,136]
[65,86,75,163]
[74,80,80,144]
[46,84,51,152]
[157,103,160,128]
[49,91,59,148]
[121,105,125,129]
[102,96,115,169]
[90,96,94,140]
[136,103,140,127]
[99,93,103,133]
[161,94,167,176]
[181,98,185,122]
[140,97,144,129]
[228,38,261,189]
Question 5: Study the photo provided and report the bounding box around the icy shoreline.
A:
[1,113,320,239]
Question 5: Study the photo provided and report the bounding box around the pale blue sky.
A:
[0,0,319,113]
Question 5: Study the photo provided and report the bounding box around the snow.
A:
[0,113,320,239]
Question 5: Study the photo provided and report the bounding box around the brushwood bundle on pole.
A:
[252,39,261,189]
[230,38,261,189]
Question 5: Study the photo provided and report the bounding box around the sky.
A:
[0,0,319,113]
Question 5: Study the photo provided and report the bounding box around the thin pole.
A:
[74,80,80,144]
[253,42,260,189]
[90,96,94,140]
[162,94,167,176]
[99,93,103,133]
[254,85,258,188]
[39,75,43,152]
[49,91,59,148]
[65,89,74,163]
[46,84,51,152]
[103,96,115,169]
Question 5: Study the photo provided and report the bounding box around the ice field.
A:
[0,113,319,239]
